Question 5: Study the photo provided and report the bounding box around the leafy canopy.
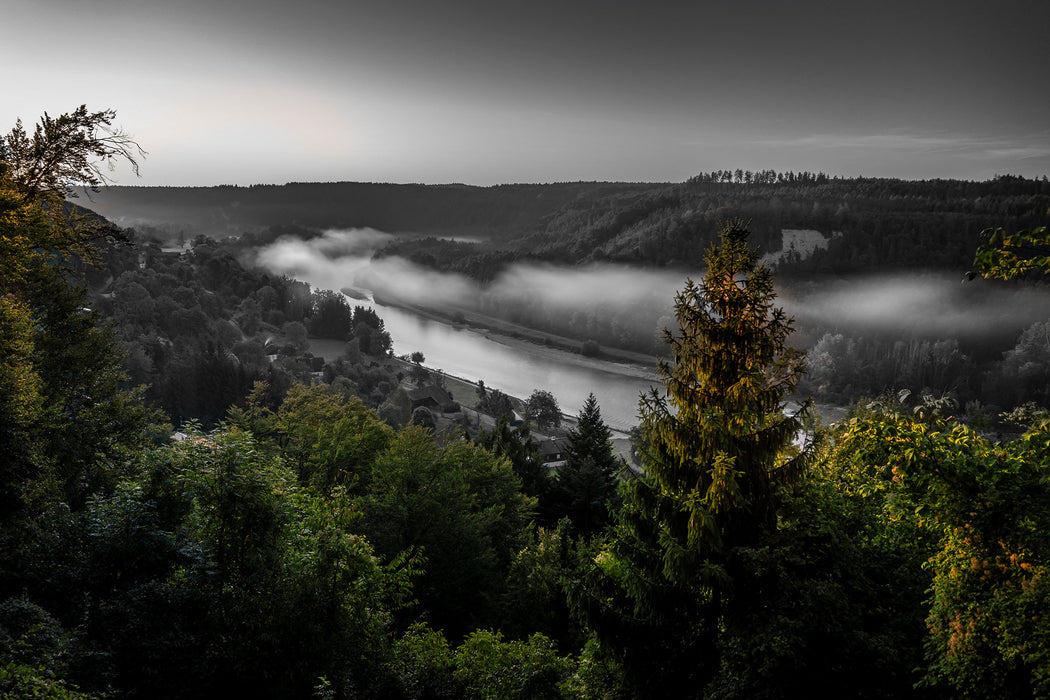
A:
[3,105,143,202]
[968,225,1050,280]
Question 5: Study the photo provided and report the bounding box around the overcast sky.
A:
[7,0,1049,186]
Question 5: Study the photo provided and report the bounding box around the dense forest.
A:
[2,108,1049,699]
[86,171,1050,276]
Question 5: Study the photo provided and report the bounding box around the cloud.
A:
[760,130,1050,164]
[760,132,969,152]
[981,145,1050,161]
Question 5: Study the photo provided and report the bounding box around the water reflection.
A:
[375,302,657,433]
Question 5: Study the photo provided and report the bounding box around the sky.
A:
[6,0,1050,186]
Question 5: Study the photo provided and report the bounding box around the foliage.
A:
[411,406,436,430]
[546,394,621,535]
[5,429,410,699]
[270,382,394,492]
[499,520,585,653]
[477,388,515,422]
[0,598,98,700]
[969,226,1050,280]
[353,305,392,356]
[800,332,975,403]
[0,293,43,516]
[524,389,561,432]
[453,630,574,700]
[635,220,808,556]
[478,417,547,503]
[391,624,574,700]
[703,418,936,698]
[838,413,1050,698]
[0,108,159,518]
[391,623,460,699]
[3,105,142,202]
[574,221,810,695]
[987,318,1050,408]
[0,662,98,699]
[357,427,533,640]
[309,288,355,339]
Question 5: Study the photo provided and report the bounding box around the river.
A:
[254,230,847,432]
[254,230,671,431]
[372,302,659,433]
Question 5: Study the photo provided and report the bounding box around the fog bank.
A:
[781,273,1050,342]
[255,228,1050,353]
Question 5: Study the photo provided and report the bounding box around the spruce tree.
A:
[548,393,621,535]
[637,219,807,557]
[566,394,618,477]
[574,221,809,696]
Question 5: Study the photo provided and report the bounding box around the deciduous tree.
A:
[0,107,154,517]
[968,226,1050,280]
[524,389,561,432]
[358,428,533,640]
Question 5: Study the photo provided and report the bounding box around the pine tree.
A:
[637,219,808,557]
[567,394,618,475]
[574,220,809,696]
[548,393,621,535]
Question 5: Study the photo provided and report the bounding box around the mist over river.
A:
[255,227,1050,432]
[253,228,663,431]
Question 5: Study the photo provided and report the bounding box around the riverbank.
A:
[384,355,641,467]
[365,292,662,379]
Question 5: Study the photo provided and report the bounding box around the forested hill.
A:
[84,174,1050,277]
[521,174,1050,272]
[375,174,1050,280]
[82,180,665,240]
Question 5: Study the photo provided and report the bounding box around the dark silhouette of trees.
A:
[0,107,155,518]
[353,305,391,356]
[478,416,546,502]
[308,288,354,339]
[546,394,621,535]
[3,105,143,202]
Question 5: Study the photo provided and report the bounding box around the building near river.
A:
[538,438,571,469]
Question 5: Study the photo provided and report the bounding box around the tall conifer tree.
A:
[548,393,621,535]
[574,220,809,695]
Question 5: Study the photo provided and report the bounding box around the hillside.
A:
[81,180,666,240]
[82,175,1050,279]
[376,174,1050,278]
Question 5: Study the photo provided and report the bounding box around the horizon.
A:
[10,0,1050,187]
[82,171,1050,191]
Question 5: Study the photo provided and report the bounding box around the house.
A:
[538,438,571,469]
[408,385,459,413]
